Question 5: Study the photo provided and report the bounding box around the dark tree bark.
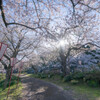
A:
[3,64,11,89]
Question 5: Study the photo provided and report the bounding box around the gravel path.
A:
[19,75,74,100]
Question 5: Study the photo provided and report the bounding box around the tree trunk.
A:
[66,57,70,75]
[59,47,71,76]
[61,57,67,76]
[4,67,11,89]
[61,61,70,76]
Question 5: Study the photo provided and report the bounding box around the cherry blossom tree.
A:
[0,26,41,88]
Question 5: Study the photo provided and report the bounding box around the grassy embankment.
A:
[0,73,23,100]
[29,73,100,100]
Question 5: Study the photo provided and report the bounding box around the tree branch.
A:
[4,55,10,61]
[0,0,7,27]
[0,60,7,69]
[7,22,39,32]
[65,42,100,59]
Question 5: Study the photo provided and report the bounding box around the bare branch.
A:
[0,60,7,69]
[7,23,39,32]
[0,0,7,27]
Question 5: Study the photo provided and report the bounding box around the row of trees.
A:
[0,0,100,87]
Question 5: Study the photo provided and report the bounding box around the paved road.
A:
[19,75,74,100]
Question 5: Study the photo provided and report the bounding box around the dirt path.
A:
[18,75,74,100]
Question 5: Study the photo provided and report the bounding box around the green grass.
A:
[30,74,100,100]
[0,74,23,100]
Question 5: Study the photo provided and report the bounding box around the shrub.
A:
[91,50,96,53]
[70,80,79,84]
[97,52,100,55]
[85,51,92,55]
[72,72,85,80]
[95,56,99,59]
[84,71,100,87]
[63,75,72,82]
[41,74,47,78]
[36,73,42,78]
[62,72,85,82]
[47,73,54,78]
[87,80,99,87]
[37,73,48,79]
[60,74,65,79]
[85,71,100,82]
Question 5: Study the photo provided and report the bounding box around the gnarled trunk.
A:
[59,47,71,76]
[4,66,11,89]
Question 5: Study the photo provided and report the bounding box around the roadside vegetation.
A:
[30,71,100,100]
[0,74,23,100]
